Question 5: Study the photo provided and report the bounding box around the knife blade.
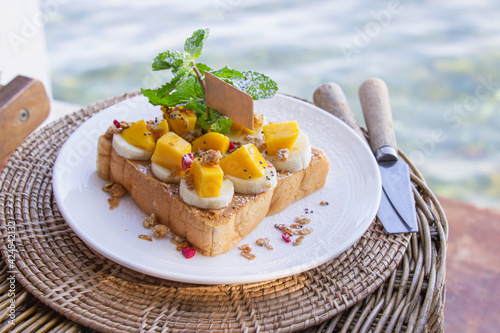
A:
[313,81,417,233]
[358,78,418,233]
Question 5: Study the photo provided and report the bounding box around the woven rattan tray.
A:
[0,93,447,332]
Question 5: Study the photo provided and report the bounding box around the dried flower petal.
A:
[282,233,291,243]
[182,153,194,172]
[182,246,196,259]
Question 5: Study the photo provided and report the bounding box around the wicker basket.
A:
[0,93,447,332]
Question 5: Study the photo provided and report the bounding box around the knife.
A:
[313,81,418,233]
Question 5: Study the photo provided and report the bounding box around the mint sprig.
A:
[141,28,278,133]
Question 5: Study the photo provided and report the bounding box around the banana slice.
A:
[225,165,277,194]
[151,162,182,183]
[266,132,311,172]
[179,178,234,210]
[112,133,153,160]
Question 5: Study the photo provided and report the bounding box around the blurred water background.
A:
[42,0,499,209]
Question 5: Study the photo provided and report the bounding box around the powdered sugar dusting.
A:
[136,163,150,175]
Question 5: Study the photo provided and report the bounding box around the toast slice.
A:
[97,134,329,256]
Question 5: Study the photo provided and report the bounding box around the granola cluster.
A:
[274,214,314,247]
[238,244,256,260]
[200,149,222,166]
[255,238,273,250]
[170,236,196,258]
[276,148,290,161]
[102,183,126,210]
[243,135,266,152]
[142,213,170,239]
[182,130,201,143]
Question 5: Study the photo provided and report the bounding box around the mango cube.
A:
[152,119,169,139]
[121,119,156,151]
[220,144,268,180]
[192,132,230,155]
[151,132,191,169]
[230,121,254,135]
[191,157,223,198]
[166,108,197,136]
[229,113,265,135]
[263,120,300,156]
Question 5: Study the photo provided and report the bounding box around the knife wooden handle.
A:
[313,82,368,144]
[358,78,398,162]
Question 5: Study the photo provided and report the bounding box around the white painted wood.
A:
[0,0,52,98]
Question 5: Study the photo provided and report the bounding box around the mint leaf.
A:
[155,66,192,98]
[184,28,210,59]
[197,109,232,134]
[142,28,277,135]
[236,71,278,99]
[195,62,212,75]
[211,66,245,81]
[209,67,278,100]
[185,100,206,115]
[152,50,189,72]
[141,88,164,105]
[142,75,204,107]
[162,76,204,106]
[211,116,232,133]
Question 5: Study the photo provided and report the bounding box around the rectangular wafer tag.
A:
[205,72,254,130]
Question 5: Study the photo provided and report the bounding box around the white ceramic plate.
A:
[53,94,381,285]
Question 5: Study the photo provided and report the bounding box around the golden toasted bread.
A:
[97,134,329,256]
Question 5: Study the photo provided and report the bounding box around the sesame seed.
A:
[259,161,263,164]
[143,133,146,135]
[266,176,271,180]
[244,168,247,172]
[249,175,252,179]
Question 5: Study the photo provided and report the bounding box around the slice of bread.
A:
[97,134,329,256]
